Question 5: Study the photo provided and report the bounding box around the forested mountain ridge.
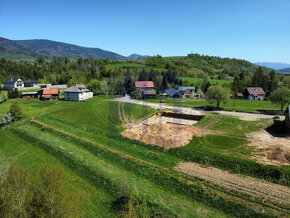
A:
[0,37,37,56]
[0,37,127,60]
[15,39,127,60]
[0,36,278,77]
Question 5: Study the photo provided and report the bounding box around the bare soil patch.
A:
[175,162,290,208]
[248,130,290,166]
[121,115,208,148]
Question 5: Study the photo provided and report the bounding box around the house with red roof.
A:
[244,87,265,100]
[135,81,154,90]
[37,88,59,100]
[134,81,156,99]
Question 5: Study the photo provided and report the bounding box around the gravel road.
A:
[113,96,285,121]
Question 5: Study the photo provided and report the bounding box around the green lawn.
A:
[146,98,282,112]
[0,97,289,216]
[107,62,145,69]
[181,77,232,85]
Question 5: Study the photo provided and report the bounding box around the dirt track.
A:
[174,162,290,208]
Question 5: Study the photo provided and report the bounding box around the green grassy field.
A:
[146,98,282,112]
[0,97,289,217]
[181,77,232,85]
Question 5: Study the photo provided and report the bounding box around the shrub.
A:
[0,92,7,104]
[0,113,12,126]
[130,90,141,99]
[9,101,23,121]
[7,88,19,99]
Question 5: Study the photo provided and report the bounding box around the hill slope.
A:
[127,54,150,59]
[279,67,290,72]
[15,39,127,60]
[0,36,127,60]
[0,37,37,56]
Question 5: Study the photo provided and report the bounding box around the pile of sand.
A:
[121,122,207,148]
[249,130,290,166]
[266,147,290,164]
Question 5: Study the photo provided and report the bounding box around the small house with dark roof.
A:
[165,89,180,98]
[235,93,244,99]
[37,89,59,100]
[141,90,156,99]
[244,87,265,100]
[64,84,93,101]
[164,86,195,98]
[24,79,38,87]
[2,78,24,89]
[285,106,290,128]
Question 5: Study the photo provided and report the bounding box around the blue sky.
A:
[0,0,289,63]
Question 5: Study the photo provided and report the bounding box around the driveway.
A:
[113,96,285,121]
[18,84,67,91]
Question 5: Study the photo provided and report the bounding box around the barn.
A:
[37,89,59,100]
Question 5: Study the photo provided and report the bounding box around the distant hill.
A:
[255,62,290,70]
[15,39,127,60]
[0,37,127,60]
[127,54,150,59]
[0,37,37,56]
[279,67,290,72]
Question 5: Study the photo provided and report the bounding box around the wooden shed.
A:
[37,89,59,100]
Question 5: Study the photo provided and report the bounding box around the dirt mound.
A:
[248,130,290,166]
[266,147,290,164]
[121,122,207,148]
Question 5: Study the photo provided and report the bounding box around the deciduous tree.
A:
[206,85,230,108]
[270,86,290,111]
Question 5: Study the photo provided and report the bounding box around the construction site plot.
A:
[121,113,208,148]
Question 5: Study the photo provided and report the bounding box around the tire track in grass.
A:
[31,119,288,216]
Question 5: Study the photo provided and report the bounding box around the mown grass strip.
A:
[14,125,223,218]
[31,119,287,217]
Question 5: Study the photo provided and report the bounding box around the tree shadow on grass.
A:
[266,120,290,138]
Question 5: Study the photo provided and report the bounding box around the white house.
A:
[64,84,93,101]
[178,86,195,98]
[2,78,24,89]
